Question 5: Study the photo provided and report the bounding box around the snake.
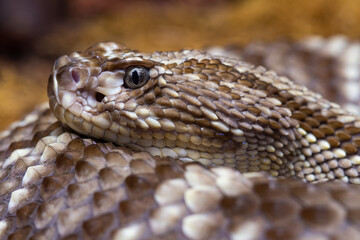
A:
[1,41,360,240]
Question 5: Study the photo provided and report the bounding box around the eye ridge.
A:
[124,65,149,89]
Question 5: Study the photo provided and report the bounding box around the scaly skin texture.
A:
[238,35,360,115]
[49,42,360,183]
[1,42,360,239]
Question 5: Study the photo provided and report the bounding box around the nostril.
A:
[71,70,80,83]
[95,92,105,102]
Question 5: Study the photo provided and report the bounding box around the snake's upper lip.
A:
[47,72,58,103]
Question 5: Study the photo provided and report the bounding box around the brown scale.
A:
[86,214,115,237]
[16,202,38,227]
[68,180,100,206]
[260,197,300,224]
[301,203,345,231]
[8,226,32,240]
[265,222,303,240]
[99,168,125,189]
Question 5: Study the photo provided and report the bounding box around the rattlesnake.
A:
[1,40,360,240]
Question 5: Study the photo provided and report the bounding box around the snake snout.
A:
[53,67,91,94]
[49,67,90,110]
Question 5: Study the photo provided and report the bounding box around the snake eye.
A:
[124,66,150,89]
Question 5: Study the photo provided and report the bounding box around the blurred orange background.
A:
[1,0,360,130]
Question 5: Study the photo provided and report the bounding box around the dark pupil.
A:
[124,66,149,89]
[132,70,140,85]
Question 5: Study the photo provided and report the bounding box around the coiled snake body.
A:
[1,42,360,239]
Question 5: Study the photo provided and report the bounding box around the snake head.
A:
[48,42,161,139]
[48,42,304,169]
